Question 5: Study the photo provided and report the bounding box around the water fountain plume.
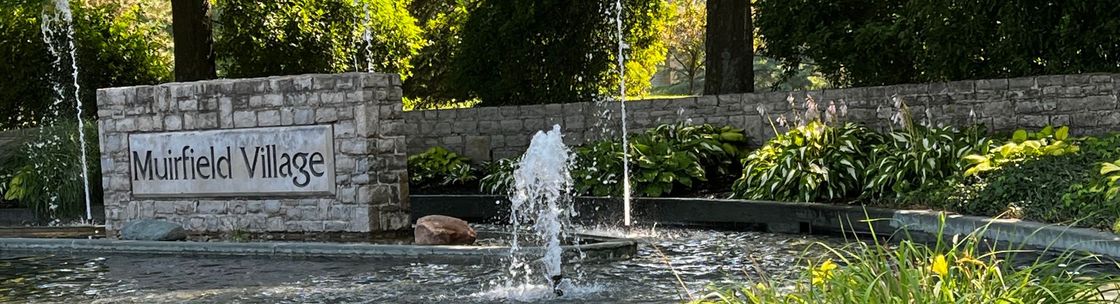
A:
[505,125,575,298]
[41,0,94,222]
[615,0,633,227]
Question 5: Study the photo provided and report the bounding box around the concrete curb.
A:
[0,234,638,262]
[892,210,1120,258]
[413,195,1120,259]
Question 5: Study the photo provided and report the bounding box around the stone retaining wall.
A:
[96,73,409,237]
[405,73,1120,161]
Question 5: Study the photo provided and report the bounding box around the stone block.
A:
[1057,96,1117,113]
[233,111,256,128]
[263,94,283,106]
[294,108,314,125]
[198,201,227,214]
[500,120,523,132]
[315,107,338,123]
[198,113,219,129]
[464,136,491,161]
[257,110,281,126]
[163,114,183,131]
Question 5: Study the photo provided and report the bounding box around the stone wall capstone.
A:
[97,72,409,237]
[405,73,1120,161]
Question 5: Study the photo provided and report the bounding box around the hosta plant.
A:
[1103,159,1120,200]
[963,126,1077,177]
[407,146,477,188]
[643,122,752,178]
[571,140,626,197]
[732,121,882,202]
[630,132,707,196]
[479,157,518,194]
[864,125,987,198]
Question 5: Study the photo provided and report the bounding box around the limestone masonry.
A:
[405,73,1120,161]
[97,72,408,237]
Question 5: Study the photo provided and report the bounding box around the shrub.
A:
[939,130,1120,230]
[864,125,987,198]
[693,215,1120,303]
[962,126,1077,177]
[633,123,750,195]
[0,120,101,222]
[756,0,1120,87]
[212,0,422,78]
[571,140,625,197]
[732,121,882,202]
[407,146,477,189]
[630,131,706,196]
[479,157,517,195]
[481,122,750,197]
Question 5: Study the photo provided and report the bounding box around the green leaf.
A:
[1055,126,1070,141]
[1102,162,1120,175]
[1012,130,1028,143]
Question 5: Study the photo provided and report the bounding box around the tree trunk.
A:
[172,0,216,81]
[704,0,753,95]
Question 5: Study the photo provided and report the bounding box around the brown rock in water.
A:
[414,215,477,245]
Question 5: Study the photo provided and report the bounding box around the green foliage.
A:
[403,0,477,105]
[962,126,1076,177]
[451,0,669,106]
[477,123,750,197]
[0,120,101,222]
[0,0,170,129]
[1103,159,1120,200]
[733,121,881,202]
[479,157,517,194]
[630,131,705,196]
[212,0,422,79]
[407,146,477,189]
[571,140,625,197]
[639,123,750,191]
[936,132,1120,230]
[693,215,1120,303]
[864,125,987,198]
[755,0,1120,87]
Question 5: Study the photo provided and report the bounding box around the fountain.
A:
[615,0,634,227]
[39,0,94,222]
[354,0,373,73]
[504,125,576,297]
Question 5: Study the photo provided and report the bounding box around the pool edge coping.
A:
[412,195,1120,259]
[0,233,639,261]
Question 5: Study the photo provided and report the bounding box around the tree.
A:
[664,0,705,94]
[212,0,421,78]
[171,0,216,81]
[0,0,169,130]
[403,0,478,107]
[703,0,753,95]
[451,0,669,106]
[755,0,1120,87]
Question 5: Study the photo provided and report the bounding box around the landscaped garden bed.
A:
[410,96,1120,235]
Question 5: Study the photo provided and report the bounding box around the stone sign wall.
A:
[404,73,1120,161]
[97,72,409,238]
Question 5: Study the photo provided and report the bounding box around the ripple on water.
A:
[0,226,841,303]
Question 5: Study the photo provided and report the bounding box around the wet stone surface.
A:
[0,226,837,303]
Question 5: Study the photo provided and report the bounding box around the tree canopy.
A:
[212,0,422,79]
[441,0,669,107]
[756,0,1120,87]
[0,0,170,130]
